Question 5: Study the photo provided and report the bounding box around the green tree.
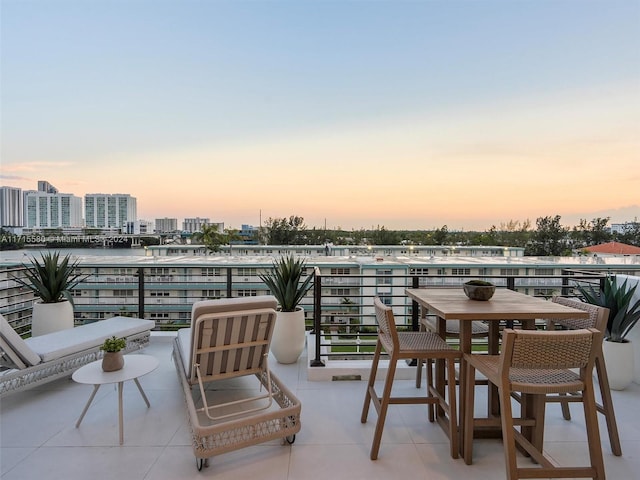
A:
[571,217,611,249]
[370,226,400,245]
[526,215,569,256]
[199,224,240,253]
[263,216,307,245]
[615,221,640,246]
[432,225,449,245]
[0,228,24,250]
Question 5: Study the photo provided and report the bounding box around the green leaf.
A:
[11,251,87,304]
[258,254,313,312]
[577,276,640,342]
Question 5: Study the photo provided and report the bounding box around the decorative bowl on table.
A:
[463,280,496,301]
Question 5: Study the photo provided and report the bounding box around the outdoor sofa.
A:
[0,314,154,397]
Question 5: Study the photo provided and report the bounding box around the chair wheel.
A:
[286,434,296,444]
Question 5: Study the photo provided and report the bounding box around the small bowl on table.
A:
[463,281,496,301]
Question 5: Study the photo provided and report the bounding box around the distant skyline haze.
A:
[1,0,638,231]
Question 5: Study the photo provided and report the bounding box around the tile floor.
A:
[2,335,640,480]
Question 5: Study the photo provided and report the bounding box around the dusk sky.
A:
[1,0,639,231]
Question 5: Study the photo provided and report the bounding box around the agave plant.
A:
[12,251,86,304]
[577,276,640,342]
[258,254,313,312]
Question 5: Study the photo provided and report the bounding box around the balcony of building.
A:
[2,334,640,479]
[2,260,640,478]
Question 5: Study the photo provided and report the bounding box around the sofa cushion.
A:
[25,316,155,363]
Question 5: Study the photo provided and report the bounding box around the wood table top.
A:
[405,288,590,321]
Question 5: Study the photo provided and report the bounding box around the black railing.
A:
[1,265,608,348]
[308,270,608,367]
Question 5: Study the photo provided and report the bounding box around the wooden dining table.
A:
[405,287,590,461]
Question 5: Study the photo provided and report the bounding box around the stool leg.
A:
[361,340,382,423]
[498,385,518,480]
[559,392,572,420]
[370,358,397,460]
[583,379,606,479]
[595,354,622,456]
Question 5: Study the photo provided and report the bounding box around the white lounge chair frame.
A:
[173,296,302,470]
[0,314,154,397]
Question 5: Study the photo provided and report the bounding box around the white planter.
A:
[31,300,74,337]
[271,307,306,364]
[602,339,635,391]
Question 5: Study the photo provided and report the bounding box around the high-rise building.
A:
[0,186,24,228]
[37,180,59,194]
[85,194,137,229]
[24,190,83,228]
[183,217,216,233]
[155,217,178,233]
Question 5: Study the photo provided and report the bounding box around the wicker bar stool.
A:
[462,328,605,479]
[361,297,461,460]
[416,317,489,388]
[546,296,621,456]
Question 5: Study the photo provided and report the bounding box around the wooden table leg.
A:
[488,322,501,417]
[435,316,446,420]
[458,321,472,460]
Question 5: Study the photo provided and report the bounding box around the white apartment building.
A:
[155,217,178,233]
[147,244,526,258]
[125,219,154,234]
[182,217,222,233]
[23,190,83,228]
[0,186,24,228]
[85,193,137,229]
[610,222,639,234]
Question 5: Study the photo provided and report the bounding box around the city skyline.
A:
[1,1,639,231]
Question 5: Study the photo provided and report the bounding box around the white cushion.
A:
[0,314,42,366]
[176,328,191,375]
[25,316,155,363]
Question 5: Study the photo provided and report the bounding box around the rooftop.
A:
[2,334,640,479]
[583,242,640,256]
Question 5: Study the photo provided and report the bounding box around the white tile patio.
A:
[2,334,639,480]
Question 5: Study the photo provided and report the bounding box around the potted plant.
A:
[577,275,640,389]
[100,335,127,371]
[259,254,313,363]
[12,251,86,337]
[463,280,496,301]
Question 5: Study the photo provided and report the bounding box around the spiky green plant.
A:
[258,254,313,312]
[100,335,127,352]
[12,251,86,304]
[577,276,640,342]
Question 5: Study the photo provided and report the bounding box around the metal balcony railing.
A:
[307,269,607,367]
[1,264,608,357]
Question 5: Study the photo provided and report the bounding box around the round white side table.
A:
[72,354,159,445]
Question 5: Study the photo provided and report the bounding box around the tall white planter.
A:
[31,300,74,337]
[271,307,306,364]
[602,339,634,391]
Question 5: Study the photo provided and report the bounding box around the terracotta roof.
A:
[583,242,640,255]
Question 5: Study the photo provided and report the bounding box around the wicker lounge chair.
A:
[173,296,302,470]
[0,314,154,397]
